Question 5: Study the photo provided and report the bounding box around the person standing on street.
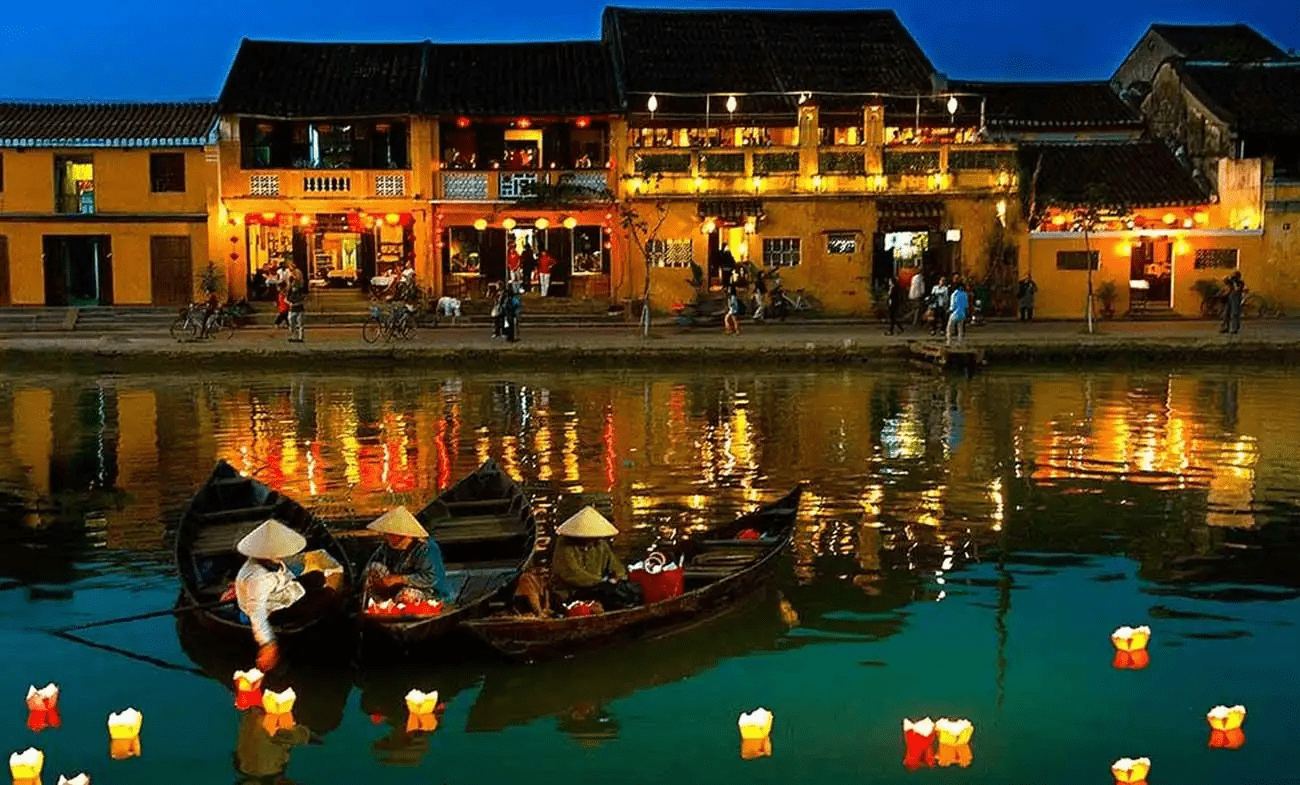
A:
[946,283,970,345]
[885,277,905,335]
[909,267,926,325]
[1224,276,1245,335]
[537,248,555,297]
[1018,274,1038,322]
[285,267,307,343]
[929,276,949,336]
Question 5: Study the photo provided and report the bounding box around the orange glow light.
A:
[1162,212,1176,225]
[261,212,277,222]
[385,213,401,226]
[456,117,471,129]
[574,116,591,128]
[517,117,532,129]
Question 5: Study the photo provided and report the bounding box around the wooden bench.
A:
[442,498,514,512]
[191,504,279,525]
[430,514,524,544]
[189,521,265,557]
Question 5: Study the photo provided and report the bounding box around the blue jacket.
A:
[949,289,969,320]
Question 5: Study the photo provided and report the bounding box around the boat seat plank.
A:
[431,515,524,543]
[449,566,519,604]
[442,498,513,510]
[189,521,266,557]
[211,477,253,487]
[191,505,280,524]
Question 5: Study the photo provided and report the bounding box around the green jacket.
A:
[551,537,626,599]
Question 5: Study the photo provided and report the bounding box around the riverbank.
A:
[1,319,1297,372]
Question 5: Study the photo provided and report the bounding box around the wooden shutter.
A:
[149,235,192,306]
[0,236,9,306]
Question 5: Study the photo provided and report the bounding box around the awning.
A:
[876,199,945,219]
[698,199,764,221]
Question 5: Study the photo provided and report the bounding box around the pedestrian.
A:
[724,284,741,335]
[284,267,307,343]
[1224,276,1245,334]
[909,267,926,325]
[929,276,949,336]
[718,243,737,287]
[504,282,522,342]
[1220,271,1243,333]
[885,276,905,335]
[1017,273,1038,321]
[752,270,768,321]
[946,283,969,345]
[537,248,555,296]
[507,246,521,284]
[272,262,290,329]
[490,282,506,338]
[520,242,535,293]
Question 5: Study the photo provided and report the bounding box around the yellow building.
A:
[0,102,217,306]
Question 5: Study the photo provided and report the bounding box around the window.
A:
[55,155,94,214]
[239,119,408,169]
[1194,248,1239,269]
[647,238,693,268]
[763,237,802,267]
[1056,250,1099,270]
[150,153,186,192]
[826,232,857,254]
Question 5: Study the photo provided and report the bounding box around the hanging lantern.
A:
[456,117,471,129]
[385,213,401,226]
[232,668,264,711]
[1111,625,1151,652]
[563,217,578,230]
[502,218,517,231]
[737,708,773,740]
[1183,217,1194,228]
[812,174,823,191]
[261,212,277,222]
[647,95,659,114]
[947,96,959,115]
[9,748,43,784]
[935,718,973,746]
[1051,214,1067,227]
[405,689,440,733]
[1111,757,1150,783]
[1194,210,1210,225]
[574,116,591,128]
[1207,705,1246,731]
[56,775,89,785]
[694,175,705,192]
[473,218,488,232]
[726,95,738,114]
[535,218,550,230]
[261,689,297,715]
[516,117,532,129]
[299,214,311,226]
[752,175,763,192]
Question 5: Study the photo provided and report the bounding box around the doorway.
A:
[1131,239,1172,305]
[872,230,948,288]
[43,235,112,306]
[150,236,193,306]
[707,227,747,288]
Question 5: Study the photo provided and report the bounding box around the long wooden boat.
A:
[464,485,802,660]
[358,459,536,650]
[174,460,355,650]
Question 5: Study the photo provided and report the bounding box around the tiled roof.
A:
[603,7,934,117]
[218,39,427,118]
[1175,62,1300,136]
[423,42,622,116]
[1020,141,1209,209]
[0,102,217,147]
[948,80,1143,129]
[1151,24,1289,62]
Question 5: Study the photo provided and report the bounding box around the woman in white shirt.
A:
[234,520,333,671]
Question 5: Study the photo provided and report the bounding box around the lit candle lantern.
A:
[937,742,972,768]
[1207,705,1246,731]
[109,738,141,760]
[740,737,773,760]
[737,708,773,740]
[1111,756,1150,783]
[25,684,58,712]
[1110,625,1151,652]
[261,688,297,716]
[233,668,265,711]
[404,690,440,733]
[902,717,936,770]
[1208,729,1246,750]
[1111,649,1151,670]
[935,718,973,746]
[57,774,89,785]
[9,748,43,783]
[107,708,143,740]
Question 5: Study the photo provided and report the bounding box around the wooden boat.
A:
[358,459,536,650]
[174,460,354,649]
[464,485,802,660]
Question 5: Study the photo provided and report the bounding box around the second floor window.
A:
[240,119,409,170]
[150,153,186,192]
[647,238,693,268]
[55,155,94,214]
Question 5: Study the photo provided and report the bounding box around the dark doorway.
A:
[43,235,112,306]
[0,236,10,306]
[149,235,193,306]
[1131,239,1171,305]
[481,228,507,283]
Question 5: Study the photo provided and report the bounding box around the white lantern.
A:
[726,95,738,114]
[405,690,439,716]
[737,708,773,739]
[947,96,959,115]
[534,218,550,230]
[107,708,143,740]
[8,749,43,781]
[647,95,659,114]
[261,689,297,715]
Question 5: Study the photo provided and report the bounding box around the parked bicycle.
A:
[362,302,418,343]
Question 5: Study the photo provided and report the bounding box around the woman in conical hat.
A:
[234,520,338,671]
[365,506,449,607]
[550,507,642,611]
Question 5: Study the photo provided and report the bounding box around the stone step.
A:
[0,308,76,332]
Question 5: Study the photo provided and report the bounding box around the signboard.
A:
[315,213,351,233]
[826,232,857,254]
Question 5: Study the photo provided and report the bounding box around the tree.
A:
[614,193,669,337]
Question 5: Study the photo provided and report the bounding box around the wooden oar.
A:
[56,598,235,634]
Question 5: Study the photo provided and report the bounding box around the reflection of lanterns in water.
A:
[738,708,773,740]
[9,748,43,783]
[1111,625,1150,651]
[937,743,972,768]
[233,668,265,711]
[740,737,773,760]
[1207,705,1246,731]
[1111,757,1150,783]
[902,717,936,770]
[1112,649,1151,670]
[405,689,441,733]
[1209,729,1246,750]
[935,718,973,745]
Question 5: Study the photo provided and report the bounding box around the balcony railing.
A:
[237,171,411,200]
[437,169,615,201]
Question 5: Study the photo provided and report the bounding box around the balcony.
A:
[237,171,412,200]
[437,169,615,202]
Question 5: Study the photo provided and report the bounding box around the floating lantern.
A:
[1209,729,1246,750]
[57,774,89,785]
[109,737,141,760]
[1111,757,1150,783]
[405,690,440,733]
[935,718,973,746]
[1112,649,1151,670]
[937,743,972,768]
[902,717,937,770]
[262,689,296,715]
[502,218,516,231]
[740,737,772,760]
[1207,705,1246,731]
[9,749,43,783]
[233,668,265,710]
[473,218,488,232]
[107,708,142,740]
[25,685,58,712]
[738,708,773,740]
[563,217,578,230]
[1111,625,1151,652]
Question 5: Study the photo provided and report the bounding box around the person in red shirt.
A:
[507,247,521,284]
[537,249,556,296]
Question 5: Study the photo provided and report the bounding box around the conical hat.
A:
[237,520,307,560]
[555,506,618,538]
[367,506,429,539]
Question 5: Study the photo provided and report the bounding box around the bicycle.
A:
[170,304,207,342]
[203,307,238,340]
[362,303,418,343]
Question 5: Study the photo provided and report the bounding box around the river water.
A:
[0,366,1296,784]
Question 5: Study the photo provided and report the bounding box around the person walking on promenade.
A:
[724,284,742,335]
[284,266,307,343]
[1224,275,1245,335]
[537,248,555,297]
[1018,273,1038,321]
[909,267,926,325]
[885,276,905,335]
[504,282,523,342]
[272,261,290,329]
[520,242,536,294]
[929,276,949,336]
[947,282,970,346]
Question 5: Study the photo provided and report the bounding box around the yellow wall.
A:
[0,147,212,214]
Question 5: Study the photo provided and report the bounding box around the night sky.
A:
[0,0,1294,100]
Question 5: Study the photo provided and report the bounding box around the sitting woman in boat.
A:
[235,519,342,671]
[365,506,449,607]
[550,507,644,611]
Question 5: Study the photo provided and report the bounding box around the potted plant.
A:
[196,261,224,302]
[1095,279,1119,319]
[1191,278,1225,318]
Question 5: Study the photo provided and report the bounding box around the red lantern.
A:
[456,117,471,129]
[574,116,591,128]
